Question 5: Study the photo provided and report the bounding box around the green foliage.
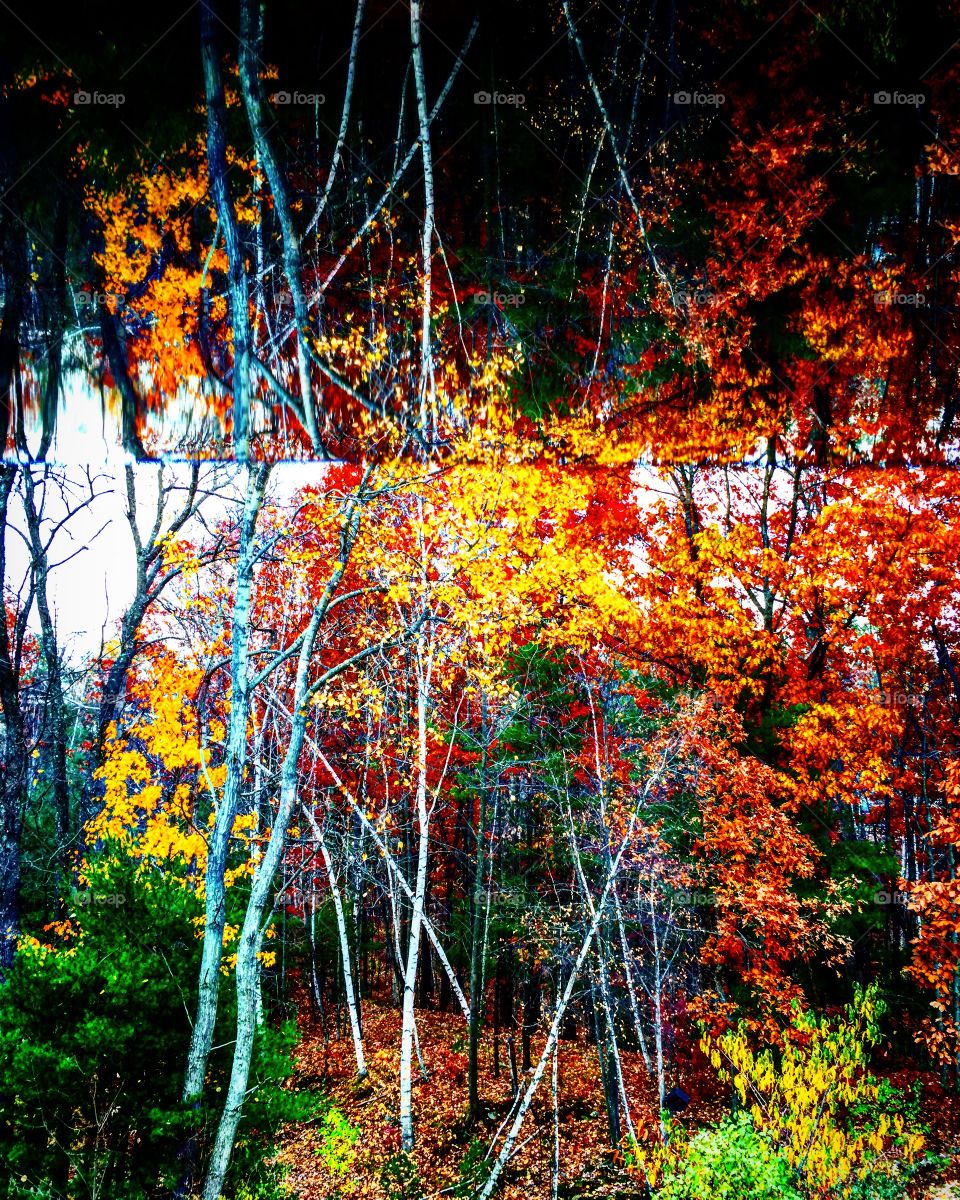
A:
[0,849,315,1199]
[379,1151,423,1200]
[824,842,901,929]
[844,1159,916,1200]
[654,1115,802,1200]
[313,1104,359,1176]
[848,1074,924,1131]
[699,986,927,1198]
[843,1077,929,1200]
[450,1137,487,1199]
[0,852,202,1198]
[739,698,810,764]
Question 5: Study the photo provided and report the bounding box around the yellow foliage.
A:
[698,985,923,1198]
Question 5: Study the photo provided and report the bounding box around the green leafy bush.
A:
[314,1104,359,1176]
[0,850,315,1199]
[380,1151,423,1200]
[0,853,202,1198]
[655,1115,801,1200]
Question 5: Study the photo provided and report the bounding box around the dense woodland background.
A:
[1,1,960,1198]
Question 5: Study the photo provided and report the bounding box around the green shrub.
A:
[314,1104,359,1176]
[0,853,202,1198]
[380,1151,423,1200]
[656,1115,801,1200]
[0,849,316,1199]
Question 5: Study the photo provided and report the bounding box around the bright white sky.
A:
[3,452,742,662]
[4,458,339,659]
[3,375,717,661]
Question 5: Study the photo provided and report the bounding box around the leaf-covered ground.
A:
[277,997,960,1200]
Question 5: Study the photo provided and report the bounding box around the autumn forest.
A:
[1,1,960,1198]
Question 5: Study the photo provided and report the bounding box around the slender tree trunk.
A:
[591,975,621,1149]
[0,466,26,973]
[303,803,367,1076]
[0,202,26,456]
[410,0,436,435]
[237,0,321,453]
[0,747,23,974]
[37,194,67,460]
[468,694,489,1120]
[202,597,326,1200]
[477,804,644,1200]
[183,464,270,1102]
[614,884,653,1069]
[313,738,471,1018]
[96,305,145,458]
[399,629,433,1151]
[200,0,253,459]
[507,1030,519,1098]
[21,469,70,912]
[202,482,372,1196]
[551,1040,561,1200]
[521,965,541,1073]
[648,883,668,1114]
[597,947,636,1143]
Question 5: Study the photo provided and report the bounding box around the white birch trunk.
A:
[410,0,436,435]
[310,737,471,1020]
[314,813,367,1077]
[476,784,656,1200]
[399,629,433,1151]
[183,464,269,1103]
[202,600,325,1200]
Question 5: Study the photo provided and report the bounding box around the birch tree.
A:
[476,739,675,1200]
[202,471,423,1196]
[183,464,271,1103]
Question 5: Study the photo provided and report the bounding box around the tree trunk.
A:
[304,804,367,1077]
[648,884,668,1116]
[613,885,653,1071]
[21,468,70,914]
[410,0,436,435]
[37,194,67,460]
[399,630,433,1152]
[237,0,321,453]
[476,791,647,1200]
[0,467,25,973]
[202,481,371,1196]
[183,464,270,1102]
[200,0,253,460]
[202,592,327,1200]
[468,694,489,1120]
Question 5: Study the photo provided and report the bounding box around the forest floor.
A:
[276,995,960,1200]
